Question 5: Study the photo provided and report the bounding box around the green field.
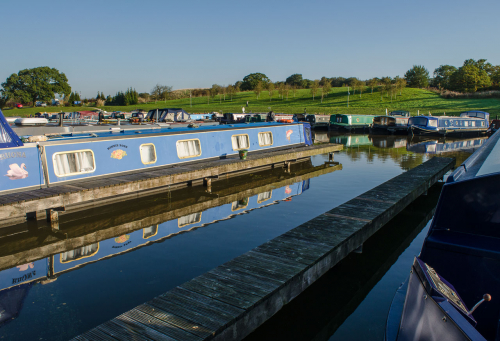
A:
[3,87,500,117]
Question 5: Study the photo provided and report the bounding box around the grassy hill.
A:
[3,87,500,117]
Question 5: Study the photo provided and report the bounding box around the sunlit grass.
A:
[3,87,500,117]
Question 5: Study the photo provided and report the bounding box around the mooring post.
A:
[329,152,334,162]
[46,209,60,231]
[203,177,212,187]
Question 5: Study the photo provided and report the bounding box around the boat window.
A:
[178,212,202,227]
[140,143,157,164]
[409,117,428,126]
[143,225,158,239]
[471,121,476,127]
[232,198,249,211]
[60,243,99,263]
[258,132,273,147]
[53,150,95,177]
[231,134,250,150]
[428,120,437,128]
[257,191,272,203]
[176,139,201,159]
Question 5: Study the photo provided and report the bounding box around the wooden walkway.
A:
[72,157,455,341]
[0,144,342,223]
[0,162,342,272]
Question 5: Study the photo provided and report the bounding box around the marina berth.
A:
[371,110,410,135]
[408,111,489,137]
[329,114,376,131]
[305,114,330,129]
[0,109,313,194]
[386,130,500,341]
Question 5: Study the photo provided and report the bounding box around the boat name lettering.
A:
[12,270,36,284]
[107,144,128,150]
[0,152,26,160]
[111,241,132,248]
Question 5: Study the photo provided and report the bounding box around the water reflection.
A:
[0,159,341,340]
[406,136,487,154]
[320,132,486,170]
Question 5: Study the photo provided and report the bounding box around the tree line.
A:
[1,59,498,109]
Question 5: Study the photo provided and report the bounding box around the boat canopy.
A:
[389,110,410,117]
[460,111,490,120]
[0,109,23,148]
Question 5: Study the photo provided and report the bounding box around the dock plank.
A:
[73,156,455,341]
[0,143,342,220]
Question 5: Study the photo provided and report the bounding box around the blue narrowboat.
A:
[408,111,489,137]
[386,130,500,341]
[0,109,312,194]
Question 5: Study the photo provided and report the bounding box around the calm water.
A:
[0,133,483,340]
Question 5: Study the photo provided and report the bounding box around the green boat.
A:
[329,114,376,131]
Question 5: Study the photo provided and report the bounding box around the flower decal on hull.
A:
[111,149,127,159]
[286,130,293,141]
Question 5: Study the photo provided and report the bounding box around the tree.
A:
[254,81,263,99]
[285,84,290,99]
[285,74,303,87]
[450,64,491,92]
[241,73,269,91]
[267,82,274,101]
[1,66,71,105]
[433,65,457,89]
[330,77,346,87]
[404,65,430,88]
[395,77,407,95]
[310,80,319,100]
[100,92,105,100]
[367,78,378,94]
[381,77,392,99]
[323,81,331,98]
[227,85,235,101]
[151,84,163,103]
[234,81,242,92]
[358,80,365,98]
[279,83,285,100]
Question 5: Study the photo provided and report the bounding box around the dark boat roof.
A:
[448,129,500,182]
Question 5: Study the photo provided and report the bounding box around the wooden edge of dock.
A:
[71,156,455,341]
[0,144,342,222]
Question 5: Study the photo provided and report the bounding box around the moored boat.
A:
[0,109,313,194]
[386,130,500,341]
[408,111,489,137]
[371,111,410,135]
[305,114,330,129]
[329,114,375,131]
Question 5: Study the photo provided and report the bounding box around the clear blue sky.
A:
[1,0,499,98]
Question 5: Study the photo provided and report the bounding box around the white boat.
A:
[14,118,48,126]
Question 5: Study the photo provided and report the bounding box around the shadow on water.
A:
[244,182,443,341]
